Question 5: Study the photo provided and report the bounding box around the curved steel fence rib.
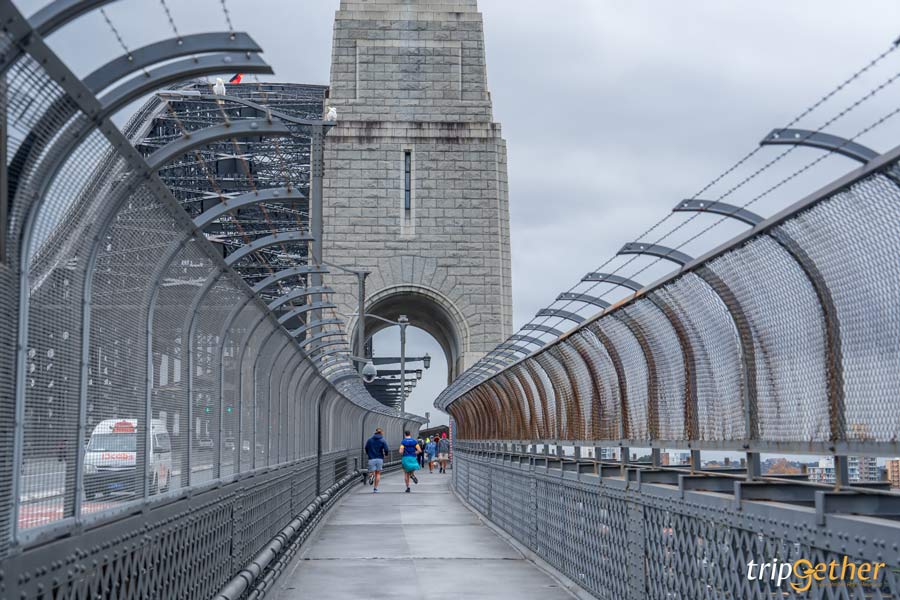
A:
[84,32,263,93]
[98,53,273,117]
[761,128,878,163]
[193,187,307,229]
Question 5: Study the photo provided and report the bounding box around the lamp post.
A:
[354,313,410,414]
[320,261,370,369]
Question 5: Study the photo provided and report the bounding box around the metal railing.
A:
[0,2,422,597]
[454,442,900,600]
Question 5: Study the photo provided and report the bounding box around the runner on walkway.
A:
[364,428,390,493]
[437,433,450,474]
[399,431,420,492]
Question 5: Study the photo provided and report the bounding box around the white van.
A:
[83,418,173,496]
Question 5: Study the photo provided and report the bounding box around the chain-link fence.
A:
[455,444,900,600]
[446,151,900,459]
[0,2,420,597]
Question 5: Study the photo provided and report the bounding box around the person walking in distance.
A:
[424,437,437,474]
[399,431,421,493]
[437,432,450,474]
[364,428,390,493]
[417,436,426,468]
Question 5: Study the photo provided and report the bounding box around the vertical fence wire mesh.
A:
[0,19,420,598]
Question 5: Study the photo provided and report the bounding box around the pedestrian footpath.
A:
[273,469,576,599]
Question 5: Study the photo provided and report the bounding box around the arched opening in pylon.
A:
[362,284,469,383]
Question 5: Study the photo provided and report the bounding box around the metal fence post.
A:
[625,493,647,600]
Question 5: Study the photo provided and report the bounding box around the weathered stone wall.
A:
[324,0,512,376]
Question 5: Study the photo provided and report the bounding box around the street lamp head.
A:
[416,369,423,380]
[423,353,431,369]
[397,314,409,325]
[361,360,378,383]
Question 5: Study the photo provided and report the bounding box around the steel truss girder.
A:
[761,128,878,163]
[193,93,332,130]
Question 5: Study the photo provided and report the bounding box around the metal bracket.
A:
[252,266,329,294]
[535,308,585,324]
[223,231,314,267]
[147,119,292,171]
[298,331,345,348]
[519,323,565,337]
[276,302,337,325]
[672,199,763,227]
[494,344,533,356]
[618,242,692,266]
[556,292,610,309]
[267,286,333,312]
[761,128,878,164]
[289,318,345,339]
[194,187,307,229]
[581,272,643,291]
[85,32,263,94]
[506,334,547,347]
[99,53,273,119]
[29,0,118,36]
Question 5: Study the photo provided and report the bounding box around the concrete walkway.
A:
[273,468,576,599]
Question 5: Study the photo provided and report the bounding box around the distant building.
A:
[808,456,880,484]
[886,458,900,489]
[661,452,690,466]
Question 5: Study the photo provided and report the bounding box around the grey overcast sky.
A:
[23,0,900,424]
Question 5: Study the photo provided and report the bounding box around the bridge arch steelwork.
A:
[0,3,421,598]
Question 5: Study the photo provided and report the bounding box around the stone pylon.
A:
[324,0,513,380]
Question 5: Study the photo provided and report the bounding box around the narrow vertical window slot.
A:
[404,150,412,214]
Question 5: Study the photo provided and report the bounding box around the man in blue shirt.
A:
[364,428,390,493]
[398,431,421,493]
